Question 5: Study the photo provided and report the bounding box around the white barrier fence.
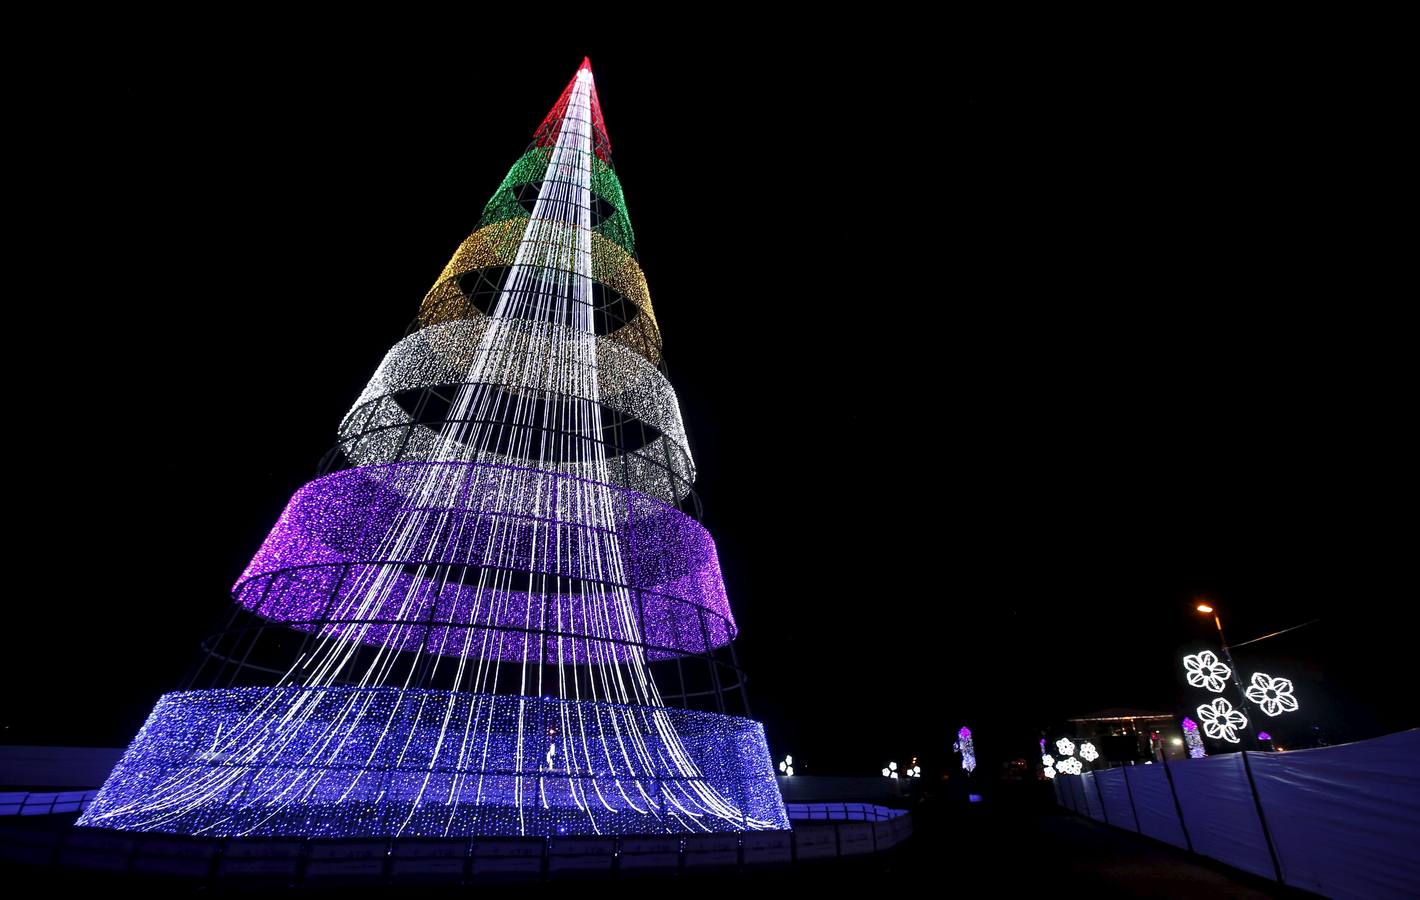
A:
[1054,728,1420,899]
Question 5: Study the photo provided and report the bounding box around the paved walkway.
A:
[1014,811,1297,897]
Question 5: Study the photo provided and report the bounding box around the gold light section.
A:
[418,217,662,364]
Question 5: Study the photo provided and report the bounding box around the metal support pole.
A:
[1213,612,1259,750]
[1239,750,1284,883]
[1158,749,1193,852]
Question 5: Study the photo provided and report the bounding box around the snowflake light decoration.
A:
[1197,697,1248,743]
[1041,754,1054,767]
[1043,766,1056,779]
[1057,757,1082,775]
[882,761,899,779]
[1055,737,1075,756]
[778,754,794,777]
[1181,717,1207,758]
[1183,650,1232,693]
[1078,742,1099,762]
[1244,672,1299,717]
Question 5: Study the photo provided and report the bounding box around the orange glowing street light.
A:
[1196,603,1213,614]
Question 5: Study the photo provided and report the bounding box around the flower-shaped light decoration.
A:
[1057,757,1082,776]
[1184,651,1232,693]
[1043,765,1057,779]
[778,754,795,777]
[908,765,921,778]
[1244,672,1299,717]
[1055,737,1076,757]
[883,761,899,779]
[1042,754,1055,767]
[1078,742,1099,763]
[1197,698,1248,744]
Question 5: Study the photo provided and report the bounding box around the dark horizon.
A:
[7,37,1409,777]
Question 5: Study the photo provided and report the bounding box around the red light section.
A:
[532,60,613,164]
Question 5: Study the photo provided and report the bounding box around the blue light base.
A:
[77,687,788,838]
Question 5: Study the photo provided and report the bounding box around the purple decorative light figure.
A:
[1181,716,1207,759]
[955,726,977,774]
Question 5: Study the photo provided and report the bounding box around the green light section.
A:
[480,148,636,254]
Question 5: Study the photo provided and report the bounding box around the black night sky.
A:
[8,33,1411,777]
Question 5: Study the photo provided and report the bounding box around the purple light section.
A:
[1257,731,1272,741]
[958,726,972,739]
[1182,716,1207,759]
[79,687,789,837]
[234,462,735,660]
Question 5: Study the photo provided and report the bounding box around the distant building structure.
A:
[1065,708,1187,763]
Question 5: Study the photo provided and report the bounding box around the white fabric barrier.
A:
[1094,769,1137,831]
[1053,729,1420,898]
[1068,775,1088,817]
[1119,764,1188,849]
[1080,772,1108,823]
[1248,729,1420,900]
[1168,753,1275,879]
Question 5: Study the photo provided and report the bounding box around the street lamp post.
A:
[1196,601,1259,750]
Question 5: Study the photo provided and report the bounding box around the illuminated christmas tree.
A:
[80,59,788,838]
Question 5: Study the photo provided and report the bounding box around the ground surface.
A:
[0,790,1313,896]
